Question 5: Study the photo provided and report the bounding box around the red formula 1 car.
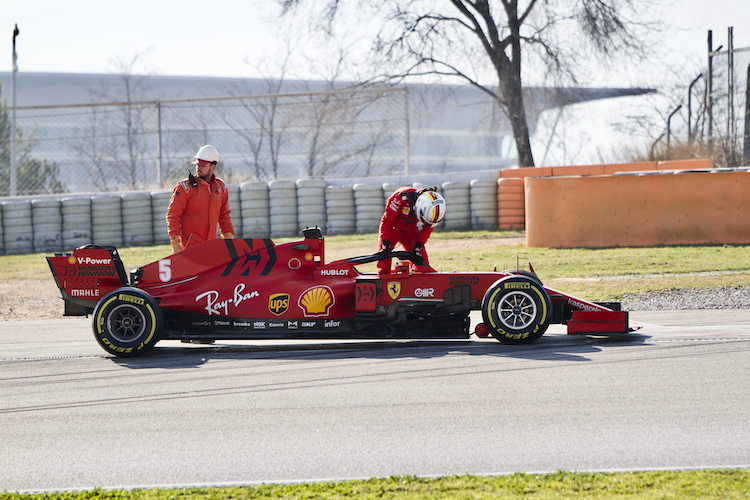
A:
[47,227,631,357]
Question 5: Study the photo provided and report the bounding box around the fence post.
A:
[707,30,714,151]
[10,24,19,197]
[156,100,162,187]
[744,64,750,166]
[667,105,682,160]
[404,86,410,175]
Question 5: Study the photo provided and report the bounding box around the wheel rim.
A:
[498,291,537,330]
[106,304,147,342]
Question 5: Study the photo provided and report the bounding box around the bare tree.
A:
[278,0,658,167]
[224,46,297,181]
[0,84,67,195]
[298,45,399,178]
[77,51,155,190]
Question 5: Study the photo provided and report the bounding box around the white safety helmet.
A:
[414,191,446,227]
[191,145,220,164]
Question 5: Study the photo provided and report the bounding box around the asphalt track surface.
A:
[1,310,750,493]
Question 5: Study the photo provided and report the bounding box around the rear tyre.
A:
[92,288,162,357]
[481,275,551,344]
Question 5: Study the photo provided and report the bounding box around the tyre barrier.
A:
[1,175,512,255]
[2,200,33,255]
[268,180,298,238]
[441,181,471,231]
[151,190,172,245]
[91,195,124,247]
[121,191,154,247]
[326,185,356,235]
[240,182,270,238]
[497,178,525,230]
[32,199,63,253]
[470,179,497,230]
[227,184,242,238]
[354,184,384,234]
[382,183,400,206]
[61,197,92,250]
[297,179,327,233]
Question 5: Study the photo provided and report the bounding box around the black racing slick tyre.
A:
[481,275,552,344]
[92,288,162,357]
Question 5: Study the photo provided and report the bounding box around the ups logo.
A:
[269,293,290,316]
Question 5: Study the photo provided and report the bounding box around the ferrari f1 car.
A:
[47,227,631,357]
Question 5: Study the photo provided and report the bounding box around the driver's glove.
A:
[413,241,424,257]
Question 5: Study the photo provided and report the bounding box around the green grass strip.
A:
[3,470,750,499]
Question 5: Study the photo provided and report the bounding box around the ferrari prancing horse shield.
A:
[387,281,401,300]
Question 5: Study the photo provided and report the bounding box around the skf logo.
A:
[414,288,435,298]
[298,285,335,317]
[387,281,401,300]
[269,293,290,316]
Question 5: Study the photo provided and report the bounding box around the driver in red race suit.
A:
[377,186,446,275]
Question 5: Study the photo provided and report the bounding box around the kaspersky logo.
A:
[269,293,290,316]
[298,285,335,317]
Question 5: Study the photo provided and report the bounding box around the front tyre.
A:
[92,288,162,357]
[481,275,551,344]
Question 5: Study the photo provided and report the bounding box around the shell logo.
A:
[298,285,335,317]
[68,256,76,264]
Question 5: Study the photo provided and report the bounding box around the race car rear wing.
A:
[47,245,129,316]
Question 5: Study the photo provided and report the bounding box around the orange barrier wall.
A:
[525,170,750,248]
[496,159,716,232]
[497,178,525,229]
[499,158,713,179]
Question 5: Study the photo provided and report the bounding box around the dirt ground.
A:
[0,280,67,321]
[1,236,525,322]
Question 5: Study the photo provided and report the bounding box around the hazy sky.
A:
[2,0,748,81]
[2,0,748,166]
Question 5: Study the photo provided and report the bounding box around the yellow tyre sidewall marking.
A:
[96,294,157,352]
[95,296,119,335]
[489,283,548,338]
[137,304,157,351]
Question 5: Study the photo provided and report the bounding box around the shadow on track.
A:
[110,333,651,370]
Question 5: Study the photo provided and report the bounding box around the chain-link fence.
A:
[1,86,408,196]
